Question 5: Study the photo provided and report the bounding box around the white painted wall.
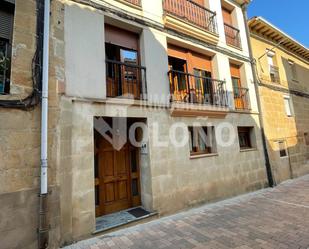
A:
[212,53,235,109]
[140,28,169,105]
[141,0,163,24]
[208,0,226,46]
[65,3,106,99]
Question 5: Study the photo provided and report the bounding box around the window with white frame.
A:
[283,95,293,117]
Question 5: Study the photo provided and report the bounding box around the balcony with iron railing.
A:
[269,65,280,84]
[106,59,147,100]
[168,70,228,107]
[233,86,250,111]
[224,23,241,49]
[163,0,219,43]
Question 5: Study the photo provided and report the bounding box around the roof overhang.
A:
[233,0,251,6]
[248,17,309,61]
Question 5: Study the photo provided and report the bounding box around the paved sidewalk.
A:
[65,175,309,249]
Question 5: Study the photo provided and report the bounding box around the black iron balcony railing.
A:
[106,59,147,100]
[163,0,218,34]
[168,70,228,107]
[269,65,280,83]
[233,86,250,110]
[224,23,241,48]
[0,40,11,94]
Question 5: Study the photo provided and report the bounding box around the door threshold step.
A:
[93,207,158,235]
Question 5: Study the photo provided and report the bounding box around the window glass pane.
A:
[130,150,137,173]
[284,97,292,116]
[194,69,202,90]
[278,141,287,157]
[232,77,240,96]
[188,126,215,155]
[132,179,139,196]
[120,49,137,64]
[238,127,252,149]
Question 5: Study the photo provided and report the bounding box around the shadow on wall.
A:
[282,57,309,179]
[264,57,309,184]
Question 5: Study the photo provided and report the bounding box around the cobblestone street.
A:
[65,175,309,249]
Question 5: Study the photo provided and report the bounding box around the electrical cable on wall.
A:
[0,0,44,110]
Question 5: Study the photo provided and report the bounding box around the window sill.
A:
[190,153,218,159]
[239,148,257,152]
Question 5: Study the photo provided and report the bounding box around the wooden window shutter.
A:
[230,63,240,78]
[0,4,14,41]
[222,7,232,25]
[105,24,139,51]
[167,44,187,61]
[191,52,212,72]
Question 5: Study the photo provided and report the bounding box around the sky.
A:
[248,0,309,48]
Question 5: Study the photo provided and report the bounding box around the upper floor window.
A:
[283,95,293,117]
[221,4,241,48]
[0,1,14,94]
[104,24,147,100]
[167,44,228,108]
[230,63,250,110]
[267,50,280,83]
[288,60,297,81]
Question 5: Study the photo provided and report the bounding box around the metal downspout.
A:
[39,0,50,248]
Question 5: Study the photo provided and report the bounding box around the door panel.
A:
[95,132,141,217]
[118,181,128,200]
[230,64,244,109]
[105,183,115,202]
[102,151,114,177]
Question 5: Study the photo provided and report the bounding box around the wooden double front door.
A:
[94,132,141,217]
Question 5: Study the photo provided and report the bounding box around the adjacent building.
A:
[249,17,309,184]
[0,0,281,248]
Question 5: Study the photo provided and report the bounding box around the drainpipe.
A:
[241,3,275,187]
[39,0,50,248]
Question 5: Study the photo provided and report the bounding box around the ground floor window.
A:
[304,132,309,146]
[238,126,255,150]
[188,126,216,156]
[278,140,288,158]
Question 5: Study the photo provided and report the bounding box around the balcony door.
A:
[193,69,212,104]
[105,24,140,99]
[230,64,244,109]
[168,56,188,102]
[167,45,212,104]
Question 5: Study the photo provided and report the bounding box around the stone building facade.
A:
[249,17,309,184]
[0,0,272,248]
